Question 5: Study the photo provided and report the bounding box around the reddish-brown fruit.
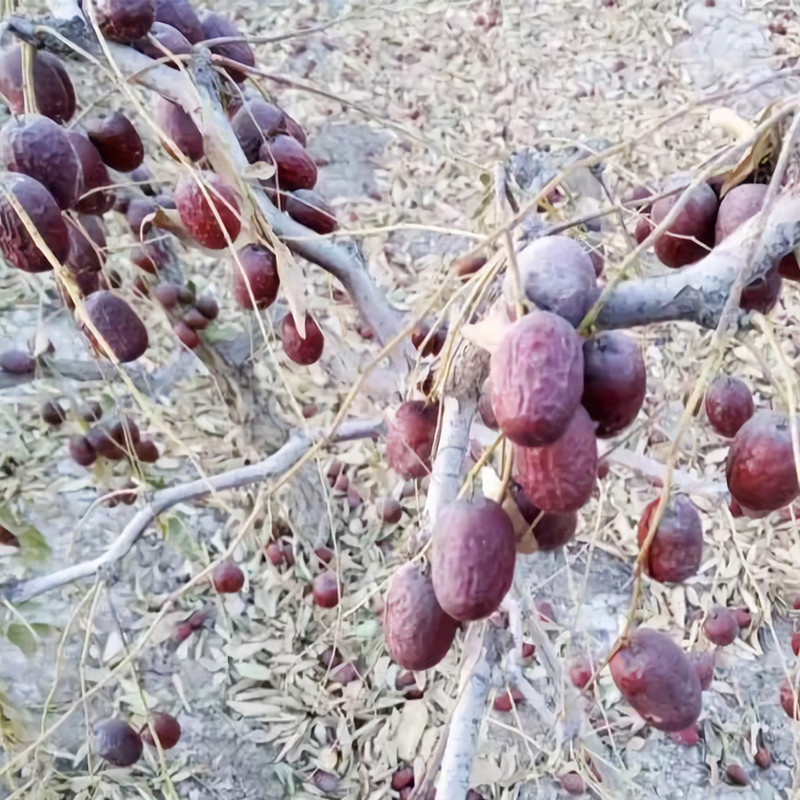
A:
[634,214,653,245]
[582,331,646,437]
[313,572,339,608]
[755,747,772,769]
[286,189,338,234]
[154,282,181,309]
[477,378,498,430]
[140,711,181,749]
[669,725,700,746]
[792,632,800,657]
[0,47,75,124]
[560,772,586,795]
[521,642,536,659]
[715,182,800,281]
[377,498,403,524]
[182,307,209,330]
[537,600,555,622]
[431,499,516,621]
[174,321,200,349]
[134,439,159,463]
[452,253,487,279]
[281,313,324,365]
[319,645,342,670]
[284,113,307,147]
[514,405,598,513]
[333,473,349,493]
[0,349,35,374]
[330,662,359,685]
[0,172,69,272]
[155,98,204,161]
[391,767,414,791]
[411,321,447,357]
[384,562,458,670]
[490,311,584,447]
[0,525,20,548]
[510,482,578,551]
[84,111,144,172]
[260,135,317,192]
[131,244,166,274]
[794,596,800,610]
[233,244,279,309]
[705,377,754,438]
[636,495,703,583]
[740,268,782,314]
[231,99,288,163]
[265,541,288,567]
[569,656,593,689]
[66,215,106,275]
[93,719,143,767]
[67,130,116,215]
[82,292,149,363]
[174,171,241,249]
[0,114,81,210]
[133,21,192,64]
[126,198,156,239]
[69,434,97,466]
[781,679,800,719]
[86,425,121,459]
[385,400,439,480]
[311,769,341,793]
[194,295,218,320]
[609,628,702,732]
[41,400,66,426]
[200,12,255,82]
[651,183,718,268]
[155,0,203,42]
[178,284,195,303]
[313,546,332,564]
[493,688,524,712]
[726,411,799,512]
[735,608,752,629]
[95,0,156,41]
[687,650,715,690]
[82,400,103,422]
[704,605,739,646]
[514,236,598,326]
[211,561,245,593]
[725,765,749,787]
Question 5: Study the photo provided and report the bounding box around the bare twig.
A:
[5,418,383,603]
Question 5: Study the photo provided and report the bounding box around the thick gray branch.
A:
[5,418,383,603]
[596,196,800,329]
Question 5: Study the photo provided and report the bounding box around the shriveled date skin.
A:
[155,98,204,161]
[83,111,144,173]
[490,310,584,447]
[431,499,516,621]
[514,405,597,513]
[384,563,458,670]
[609,628,702,732]
[509,482,577,553]
[95,0,156,42]
[0,47,75,124]
[385,401,439,479]
[637,495,703,583]
[512,235,597,327]
[726,410,799,512]
[66,130,115,215]
[0,172,69,272]
[82,291,148,363]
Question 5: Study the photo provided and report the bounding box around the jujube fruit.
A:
[154,282,181,309]
[313,572,339,608]
[384,562,458,670]
[286,189,338,234]
[174,321,200,349]
[725,765,749,787]
[134,439,159,462]
[0,348,35,374]
[581,331,646,438]
[705,376,754,438]
[284,113,306,147]
[651,183,718,268]
[200,12,255,83]
[95,0,156,42]
[726,410,799,512]
[281,312,324,365]
[781,679,800,719]
[431,498,516,621]
[67,130,116,215]
[82,292,149,363]
[636,495,703,583]
[93,719,143,766]
[182,308,209,330]
[195,295,219,320]
[155,98,204,161]
[66,215,107,275]
[489,310,584,447]
[126,197,156,238]
[377,498,402,524]
[174,171,241,249]
[231,98,287,163]
[211,561,244,593]
[133,21,192,64]
[233,244,280,309]
[740,268,782,314]
[0,47,75,123]
[514,405,597,513]
[83,111,145,172]
[385,400,438,479]
[703,606,738,646]
[512,236,597,326]
[510,483,578,552]
[493,688,524,711]
[687,650,715,690]
[140,711,181,749]
[477,379,497,430]
[0,114,81,209]
[568,656,593,689]
[609,628,702,732]
[259,134,317,192]
[155,0,203,43]
[410,321,447,357]
[41,400,66,426]
[69,434,97,466]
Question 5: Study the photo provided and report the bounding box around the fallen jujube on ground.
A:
[431,498,516,621]
[93,718,143,766]
[637,495,703,583]
[385,400,439,479]
[384,562,458,670]
[704,606,739,647]
[489,310,584,447]
[140,711,181,749]
[211,561,244,593]
[609,628,702,732]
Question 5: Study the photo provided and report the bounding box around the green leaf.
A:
[6,623,36,657]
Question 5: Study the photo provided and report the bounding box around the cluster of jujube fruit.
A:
[0,0,337,367]
[93,710,181,768]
